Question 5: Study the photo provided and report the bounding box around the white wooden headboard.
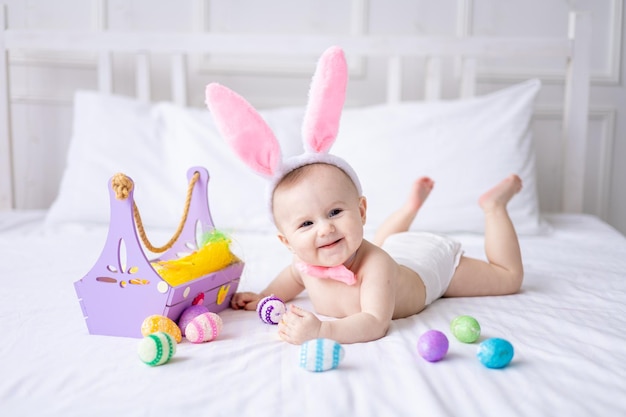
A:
[0,5,590,214]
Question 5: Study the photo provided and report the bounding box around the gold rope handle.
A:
[111,171,201,253]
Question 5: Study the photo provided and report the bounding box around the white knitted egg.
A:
[137,331,177,366]
[299,338,345,372]
[256,295,286,325]
[185,312,223,343]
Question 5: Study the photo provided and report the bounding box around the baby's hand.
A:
[230,292,262,311]
[278,305,321,345]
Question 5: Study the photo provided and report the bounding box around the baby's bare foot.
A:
[478,174,522,211]
[405,177,434,213]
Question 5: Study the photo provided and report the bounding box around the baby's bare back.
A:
[393,265,427,318]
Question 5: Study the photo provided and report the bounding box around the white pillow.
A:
[47,80,544,236]
[160,103,305,232]
[332,79,546,235]
[45,91,182,229]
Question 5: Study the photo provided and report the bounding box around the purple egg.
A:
[417,330,449,362]
[256,295,286,325]
[178,304,209,336]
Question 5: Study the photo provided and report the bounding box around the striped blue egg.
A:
[299,338,345,372]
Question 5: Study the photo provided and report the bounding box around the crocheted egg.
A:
[450,315,481,343]
[141,315,182,343]
[185,312,223,343]
[299,338,345,372]
[178,304,210,336]
[257,295,286,325]
[477,338,514,369]
[138,331,177,366]
[417,330,449,362]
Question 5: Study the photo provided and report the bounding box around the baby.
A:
[205,46,523,345]
[231,163,524,345]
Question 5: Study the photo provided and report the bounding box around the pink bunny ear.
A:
[205,83,281,177]
[301,46,348,154]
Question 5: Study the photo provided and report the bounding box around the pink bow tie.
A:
[295,261,357,286]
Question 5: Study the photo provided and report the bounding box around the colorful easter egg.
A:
[138,331,177,366]
[257,295,286,325]
[417,330,449,362]
[299,338,345,372]
[450,315,481,343]
[178,305,210,336]
[141,314,182,343]
[185,312,223,343]
[477,338,514,369]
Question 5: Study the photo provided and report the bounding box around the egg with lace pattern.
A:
[185,312,223,343]
[178,304,210,337]
[299,338,345,372]
[137,331,177,366]
[257,295,286,325]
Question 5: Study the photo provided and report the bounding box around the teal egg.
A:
[477,338,514,369]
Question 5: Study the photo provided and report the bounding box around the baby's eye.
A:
[329,208,343,217]
[299,220,313,228]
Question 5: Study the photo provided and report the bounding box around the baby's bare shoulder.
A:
[356,240,399,279]
[360,240,397,263]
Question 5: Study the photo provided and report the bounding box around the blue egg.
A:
[299,338,345,372]
[477,338,514,369]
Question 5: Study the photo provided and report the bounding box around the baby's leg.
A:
[444,174,524,297]
[373,177,434,246]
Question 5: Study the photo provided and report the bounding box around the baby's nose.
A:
[318,220,335,235]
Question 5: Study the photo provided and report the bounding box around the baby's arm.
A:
[322,276,395,344]
[279,254,397,344]
[231,263,305,311]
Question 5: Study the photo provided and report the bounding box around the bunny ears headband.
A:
[204,46,362,218]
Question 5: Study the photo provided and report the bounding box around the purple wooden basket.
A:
[74,166,243,338]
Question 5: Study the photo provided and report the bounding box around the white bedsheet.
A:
[0,212,625,416]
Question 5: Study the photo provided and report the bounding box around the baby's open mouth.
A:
[319,238,342,249]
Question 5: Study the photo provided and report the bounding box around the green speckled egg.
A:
[450,315,481,343]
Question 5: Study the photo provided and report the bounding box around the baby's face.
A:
[273,164,366,267]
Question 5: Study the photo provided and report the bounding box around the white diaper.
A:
[382,232,463,305]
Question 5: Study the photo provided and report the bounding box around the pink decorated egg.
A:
[185,312,223,343]
[141,314,182,343]
[178,304,210,336]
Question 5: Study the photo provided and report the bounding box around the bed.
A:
[1,5,625,417]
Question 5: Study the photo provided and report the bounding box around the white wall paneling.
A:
[1,0,624,235]
[135,52,150,102]
[562,11,591,213]
[191,0,369,77]
[0,4,13,210]
[586,108,616,219]
[533,106,615,220]
[469,0,623,85]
